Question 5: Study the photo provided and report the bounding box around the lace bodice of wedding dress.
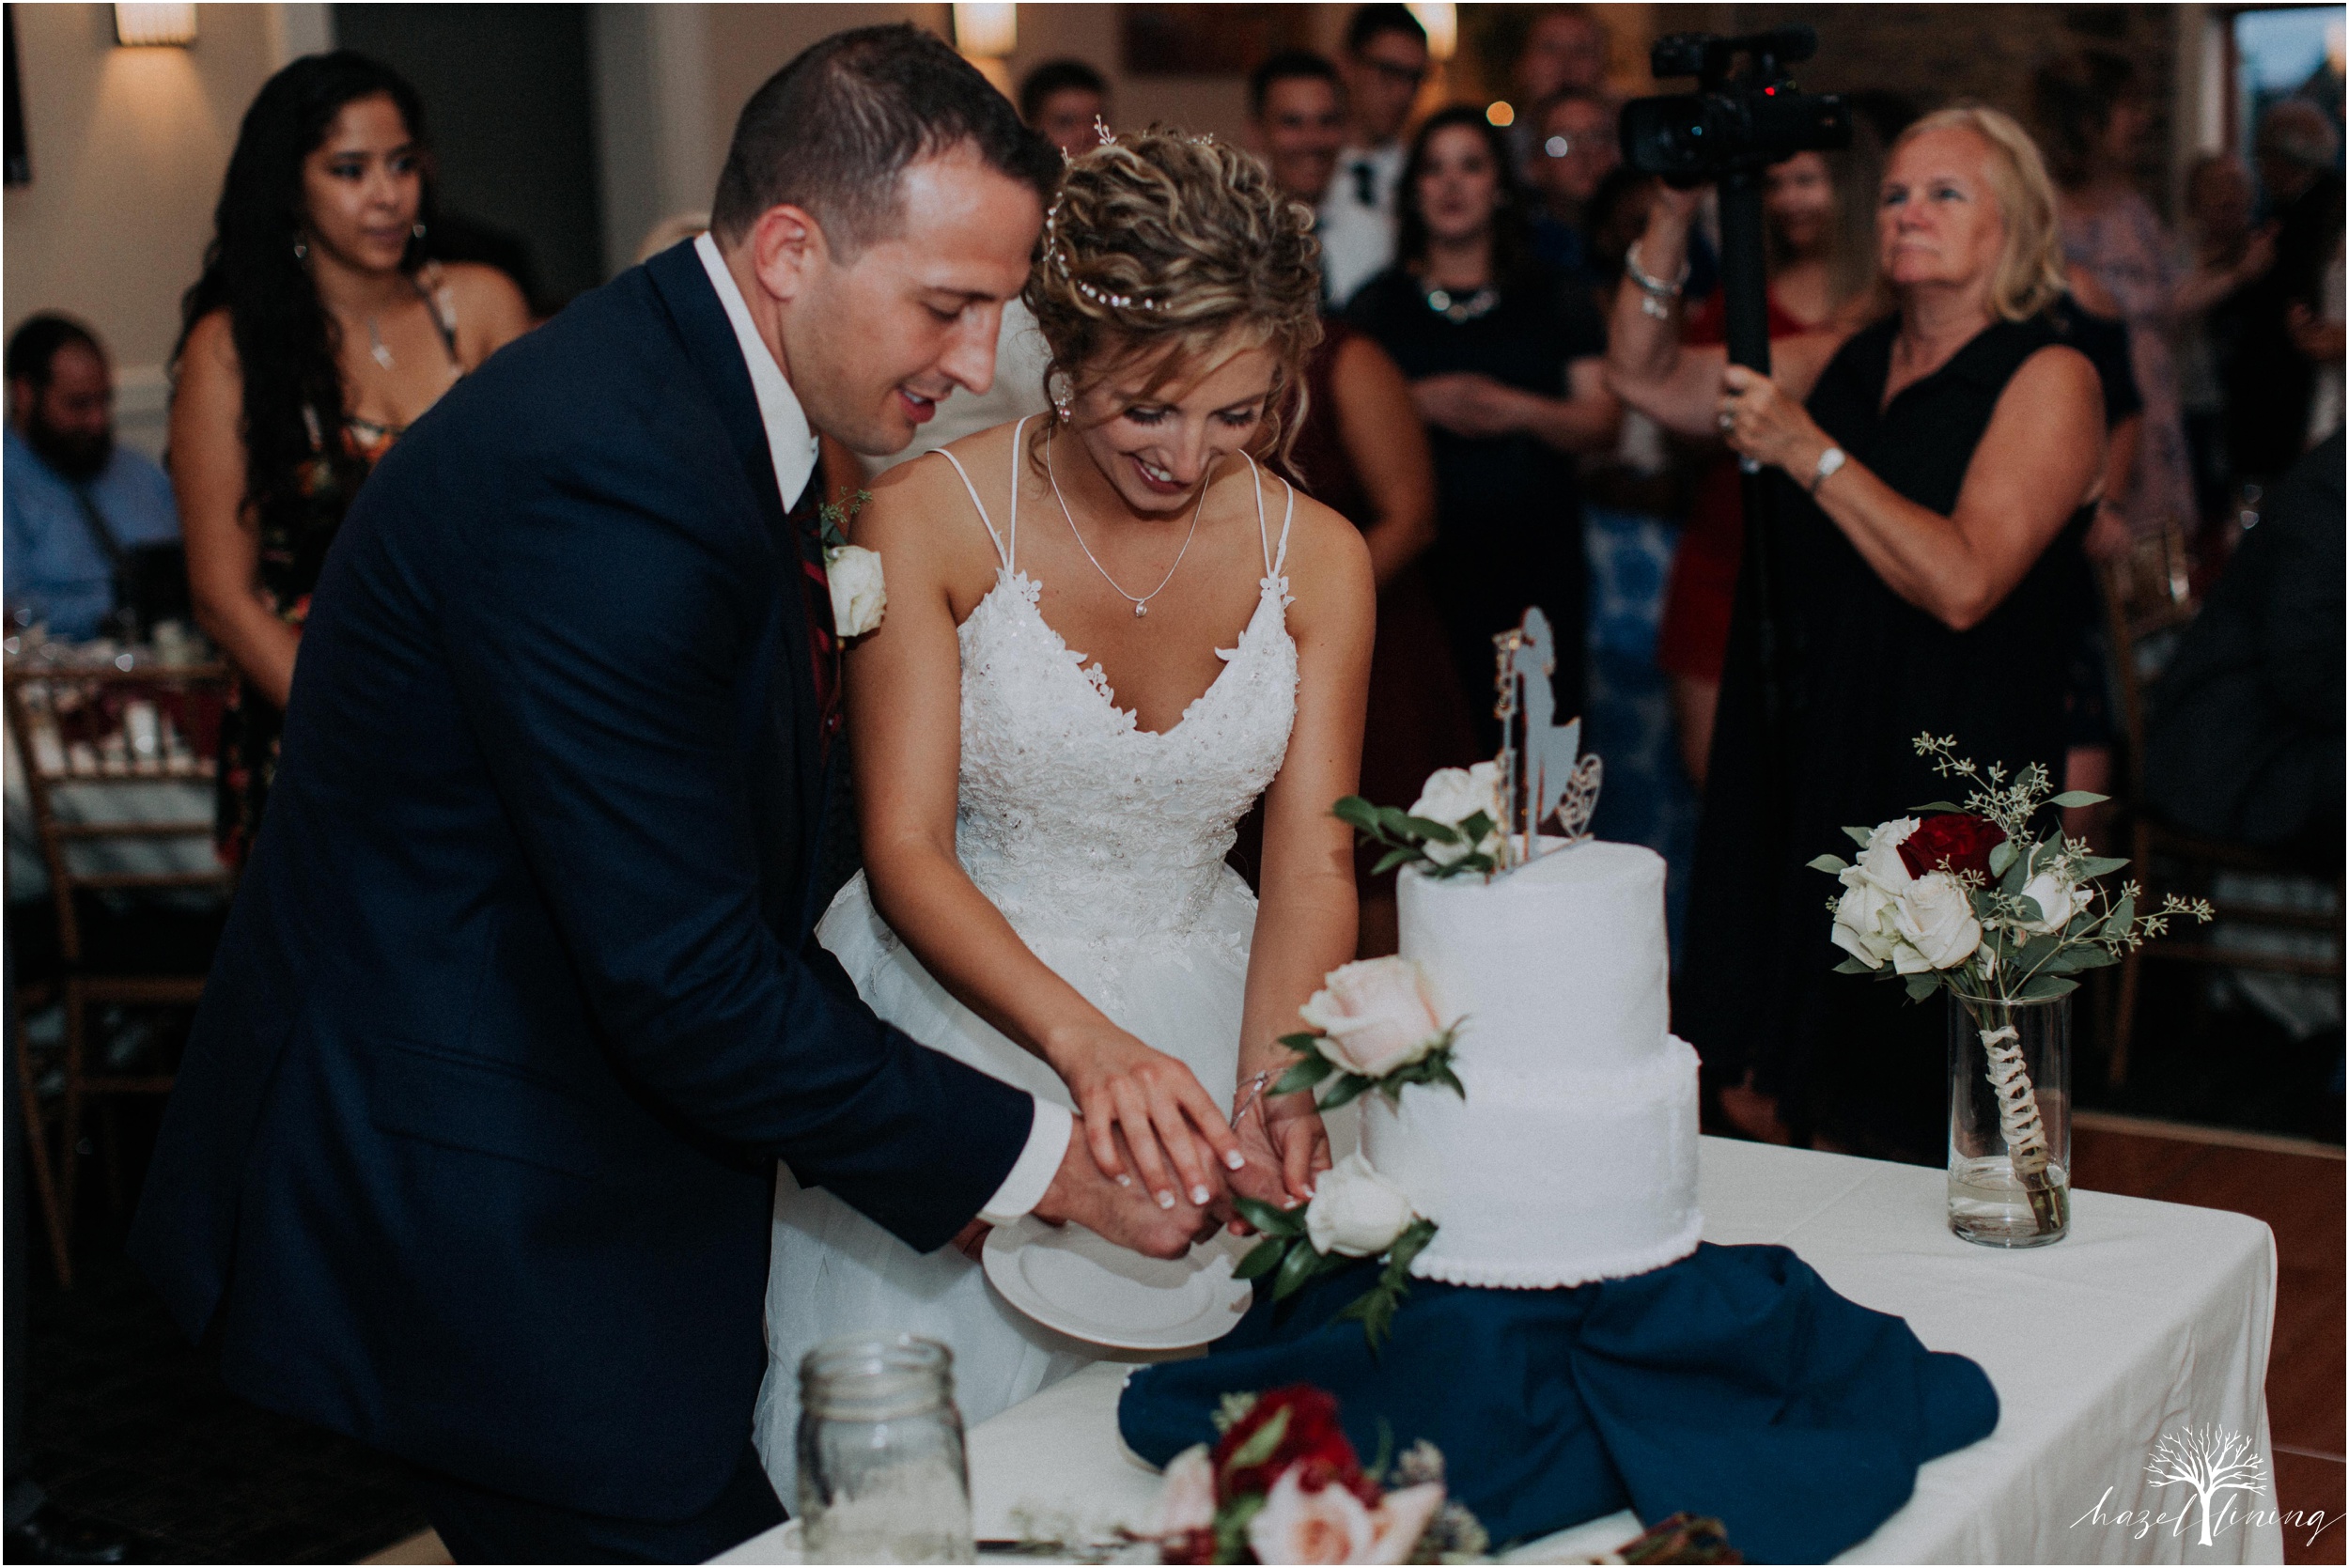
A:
[935,424,1299,957]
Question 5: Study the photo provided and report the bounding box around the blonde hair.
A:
[1026,128,1323,464]
[1891,106,2067,322]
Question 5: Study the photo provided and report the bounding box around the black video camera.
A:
[1620,26,1849,182]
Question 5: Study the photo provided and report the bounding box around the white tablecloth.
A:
[720,1137,2282,1564]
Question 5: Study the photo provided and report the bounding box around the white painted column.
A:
[264,4,334,70]
[590,2,716,277]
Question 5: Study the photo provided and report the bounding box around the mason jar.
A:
[796,1334,973,1563]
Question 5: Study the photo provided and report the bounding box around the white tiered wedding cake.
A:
[1361,836,1703,1289]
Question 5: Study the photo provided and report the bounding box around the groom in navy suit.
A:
[132,27,1214,1562]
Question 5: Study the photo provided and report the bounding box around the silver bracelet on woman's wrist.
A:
[1625,239,1692,319]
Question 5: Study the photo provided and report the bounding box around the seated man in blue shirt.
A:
[5,314,181,641]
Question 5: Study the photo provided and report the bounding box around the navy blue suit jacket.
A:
[130,242,1036,1520]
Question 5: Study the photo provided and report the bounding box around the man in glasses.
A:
[1525,87,1620,285]
[1318,5,1429,309]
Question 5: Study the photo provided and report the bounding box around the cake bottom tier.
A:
[1360,1036,1702,1290]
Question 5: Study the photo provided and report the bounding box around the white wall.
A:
[3,4,297,458]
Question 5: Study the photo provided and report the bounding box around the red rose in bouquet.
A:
[1897,813,2004,880]
[1210,1386,1377,1507]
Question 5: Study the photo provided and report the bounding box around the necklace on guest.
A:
[366,315,396,370]
[1423,282,1499,323]
[1045,435,1213,618]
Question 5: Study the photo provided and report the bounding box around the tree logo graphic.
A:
[2145,1425,2269,1546]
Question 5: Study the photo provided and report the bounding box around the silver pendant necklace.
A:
[1046,435,1211,618]
[366,316,395,370]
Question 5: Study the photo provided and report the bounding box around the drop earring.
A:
[293,238,308,260]
[1049,373,1072,423]
[412,221,428,241]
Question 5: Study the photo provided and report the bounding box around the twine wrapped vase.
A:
[1946,991,2070,1247]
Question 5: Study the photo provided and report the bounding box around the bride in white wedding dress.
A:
[754,130,1375,1498]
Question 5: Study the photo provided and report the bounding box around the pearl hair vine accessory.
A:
[1040,187,1163,314]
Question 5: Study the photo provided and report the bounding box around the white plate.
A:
[982,1217,1255,1352]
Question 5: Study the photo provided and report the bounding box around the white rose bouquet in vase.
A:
[1811,736,2212,1247]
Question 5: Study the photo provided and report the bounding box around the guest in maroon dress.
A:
[1287,318,1477,953]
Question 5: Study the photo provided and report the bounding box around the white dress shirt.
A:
[692,234,1072,1225]
[1315,141,1407,309]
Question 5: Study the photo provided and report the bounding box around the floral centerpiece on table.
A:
[1141,1386,1484,1564]
[1237,959,1464,1348]
[1811,735,2212,1234]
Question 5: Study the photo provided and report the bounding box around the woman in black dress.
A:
[1348,106,1620,749]
[1608,108,2108,1161]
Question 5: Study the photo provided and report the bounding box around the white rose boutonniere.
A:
[824,544,886,637]
[815,488,884,638]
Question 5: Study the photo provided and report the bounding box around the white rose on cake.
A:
[1299,957,1447,1077]
[1890,871,1982,972]
[824,544,887,636]
[1408,763,1502,865]
[1306,1154,1418,1258]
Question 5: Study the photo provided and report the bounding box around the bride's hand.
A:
[1228,1091,1330,1216]
[1053,1027,1244,1212]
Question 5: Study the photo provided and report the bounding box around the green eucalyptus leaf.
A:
[2016,973,2079,1001]
[1831,955,1876,974]
[1904,971,1941,1002]
[1913,800,1968,814]
[1988,840,2018,877]
[1807,854,1851,875]
[2077,856,2131,879]
[1844,825,1876,848]
[2050,790,2108,808]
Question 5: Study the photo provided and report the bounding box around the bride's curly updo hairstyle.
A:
[1027,128,1323,465]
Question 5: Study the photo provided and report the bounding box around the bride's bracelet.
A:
[1231,1067,1279,1126]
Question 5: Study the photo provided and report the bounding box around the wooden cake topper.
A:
[1491,608,1602,868]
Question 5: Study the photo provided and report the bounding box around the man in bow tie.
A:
[132,25,1212,1564]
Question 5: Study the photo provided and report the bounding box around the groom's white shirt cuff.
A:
[978,1100,1073,1225]
[696,231,1074,1227]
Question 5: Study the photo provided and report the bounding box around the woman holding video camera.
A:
[1606,107,2106,1162]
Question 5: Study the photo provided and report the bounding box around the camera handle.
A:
[1719,168,1784,756]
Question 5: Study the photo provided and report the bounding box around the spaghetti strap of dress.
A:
[1240,454,1298,580]
[931,452,1005,567]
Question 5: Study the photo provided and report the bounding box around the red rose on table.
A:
[1898,813,2004,880]
[1211,1386,1365,1503]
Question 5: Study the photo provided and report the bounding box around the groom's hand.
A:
[1031,1123,1216,1260]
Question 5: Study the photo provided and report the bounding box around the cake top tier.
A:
[1398,839,1670,1074]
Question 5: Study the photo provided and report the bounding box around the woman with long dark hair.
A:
[1346,104,1619,748]
[173,52,530,863]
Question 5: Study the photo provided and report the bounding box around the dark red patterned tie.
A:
[786,484,841,753]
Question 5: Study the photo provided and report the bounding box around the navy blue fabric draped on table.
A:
[1119,1241,1998,1564]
